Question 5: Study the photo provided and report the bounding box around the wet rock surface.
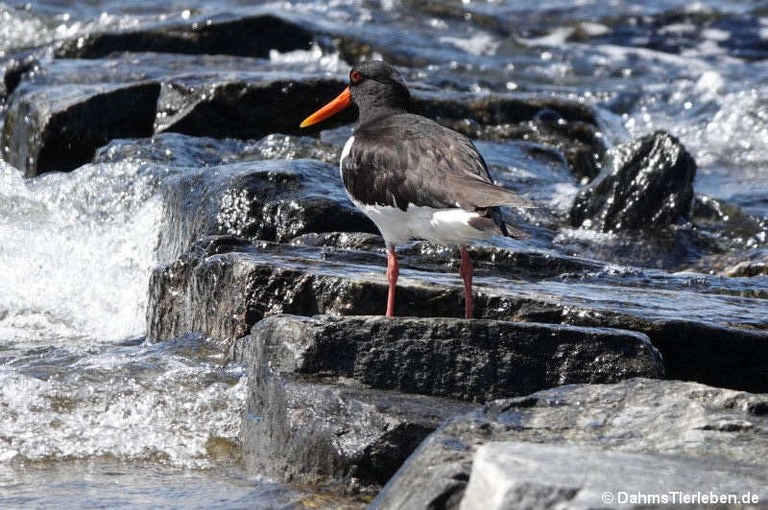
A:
[241,372,472,488]
[151,157,375,261]
[147,236,768,393]
[54,13,316,59]
[569,130,696,232]
[1,5,767,507]
[460,442,767,510]
[234,324,474,487]
[238,314,663,403]
[373,378,768,510]
[2,81,160,176]
[231,314,662,487]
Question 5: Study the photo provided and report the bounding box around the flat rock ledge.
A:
[148,239,768,393]
[235,314,663,402]
[231,315,662,488]
[460,442,767,510]
[372,378,768,510]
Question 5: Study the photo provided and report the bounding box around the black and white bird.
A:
[300,60,532,319]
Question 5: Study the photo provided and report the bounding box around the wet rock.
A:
[234,316,479,487]
[147,240,450,343]
[55,13,314,59]
[232,312,654,489]
[3,51,355,174]
[372,378,768,510]
[146,239,610,344]
[569,130,696,232]
[237,314,663,402]
[691,195,767,252]
[154,158,376,262]
[2,81,160,176]
[290,231,385,251]
[155,76,356,139]
[570,314,768,394]
[0,49,41,102]
[147,237,768,391]
[237,365,473,487]
[459,442,767,510]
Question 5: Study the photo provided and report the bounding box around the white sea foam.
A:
[0,349,246,467]
[440,32,500,56]
[269,43,346,73]
[0,158,249,468]
[0,159,161,344]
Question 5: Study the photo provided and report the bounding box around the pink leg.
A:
[386,245,399,317]
[459,245,473,319]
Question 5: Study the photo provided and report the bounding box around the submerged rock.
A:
[373,378,768,509]
[569,130,696,232]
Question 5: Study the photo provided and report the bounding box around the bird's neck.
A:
[356,104,408,129]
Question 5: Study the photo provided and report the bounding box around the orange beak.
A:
[300,87,351,128]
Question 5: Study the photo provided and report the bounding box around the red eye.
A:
[350,70,362,83]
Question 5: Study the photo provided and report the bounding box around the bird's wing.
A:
[342,115,534,211]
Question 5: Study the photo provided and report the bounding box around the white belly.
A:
[355,201,495,246]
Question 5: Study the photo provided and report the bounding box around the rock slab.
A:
[241,314,664,402]
[460,442,767,510]
[233,318,474,486]
[372,378,768,509]
[2,81,160,176]
[232,315,663,488]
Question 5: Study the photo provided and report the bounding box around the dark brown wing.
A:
[342,113,533,211]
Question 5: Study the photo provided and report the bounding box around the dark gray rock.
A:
[2,81,159,176]
[0,49,41,102]
[155,76,357,139]
[234,332,474,487]
[573,315,768,394]
[241,376,473,488]
[55,13,314,59]
[237,314,663,402]
[372,378,768,510]
[570,130,696,232]
[153,158,376,262]
[460,442,767,510]
[147,240,768,393]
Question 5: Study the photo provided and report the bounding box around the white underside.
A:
[356,202,495,246]
[340,136,495,246]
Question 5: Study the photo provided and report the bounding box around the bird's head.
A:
[300,60,410,128]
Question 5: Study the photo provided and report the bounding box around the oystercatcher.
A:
[300,60,532,319]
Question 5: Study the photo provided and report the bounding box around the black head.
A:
[348,61,410,120]
[299,60,410,129]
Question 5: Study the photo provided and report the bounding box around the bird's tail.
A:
[479,207,530,239]
[501,222,530,240]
